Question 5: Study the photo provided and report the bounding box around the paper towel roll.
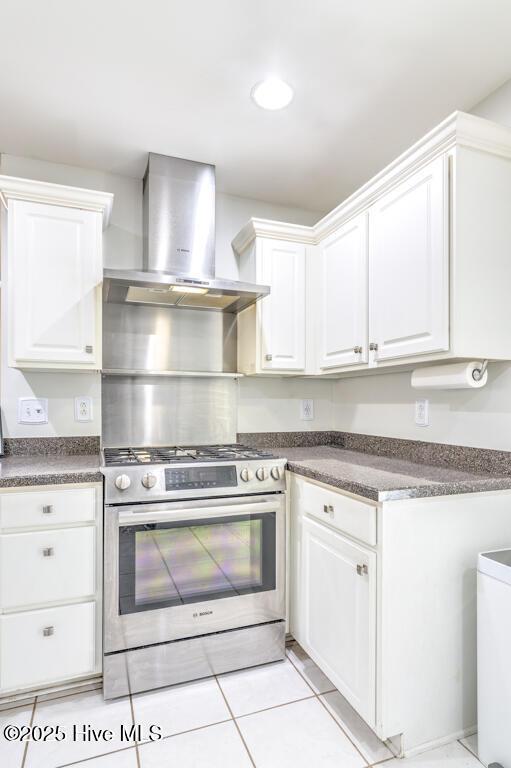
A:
[411,361,488,390]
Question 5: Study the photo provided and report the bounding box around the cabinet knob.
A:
[323,504,333,514]
[42,547,54,557]
[42,626,54,637]
[356,564,368,576]
[265,354,272,361]
[369,342,378,352]
[85,345,93,354]
[353,346,362,354]
[42,505,53,515]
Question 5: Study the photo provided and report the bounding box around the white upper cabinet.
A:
[318,214,368,370]
[235,225,312,375]
[235,112,511,377]
[259,238,306,371]
[368,156,449,362]
[0,175,113,371]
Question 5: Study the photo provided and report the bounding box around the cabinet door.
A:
[319,215,368,369]
[301,516,376,725]
[369,156,449,361]
[259,239,306,371]
[8,199,102,368]
[0,602,96,691]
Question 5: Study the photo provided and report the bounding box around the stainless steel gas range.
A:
[101,444,287,699]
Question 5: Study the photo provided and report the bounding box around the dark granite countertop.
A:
[0,454,103,488]
[274,446,511,502]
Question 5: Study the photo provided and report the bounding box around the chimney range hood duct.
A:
[103,154,269,313]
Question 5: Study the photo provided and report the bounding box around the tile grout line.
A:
[20,695,37,768]
[129,693,141,768]
[458,736,484,766]
[214,675,257,768]
[285,646,371,766]
[56,745,139,768]
[135,717,234,749]
[235,693,317,720]
[367,757,396,767]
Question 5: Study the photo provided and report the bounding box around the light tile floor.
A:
[0,642,483,768]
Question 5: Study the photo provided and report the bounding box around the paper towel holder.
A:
[472,360,488,382]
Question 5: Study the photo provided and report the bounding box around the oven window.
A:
[118,512,276,615]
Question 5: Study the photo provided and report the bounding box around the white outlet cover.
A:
[301,399,314,421]
[18,398,48,424]
[415,398,429,427]
[75,396,93,422]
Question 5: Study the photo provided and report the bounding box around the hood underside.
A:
[102,269,269,313]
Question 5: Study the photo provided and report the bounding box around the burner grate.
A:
[103,444,275,467]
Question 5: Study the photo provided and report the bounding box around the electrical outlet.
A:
[415,398,429,427]
[301,399,314,421]
[18,398,48,424]
[75,396,93,422]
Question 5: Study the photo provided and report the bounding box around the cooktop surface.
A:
[103,444,275,467]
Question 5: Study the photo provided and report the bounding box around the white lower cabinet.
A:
[0,602,96,691]
[289,472,511,756]
[0,527,96,609]
[0,483,102,698]
[301,516,376,725]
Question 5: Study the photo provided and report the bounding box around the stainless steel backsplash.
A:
[103,303,237,373]
[101,302,238,446]
[102,375,237,447]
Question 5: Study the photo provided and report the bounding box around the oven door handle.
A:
[117,500,281,526]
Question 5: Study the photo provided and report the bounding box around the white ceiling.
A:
[1,0,511,212]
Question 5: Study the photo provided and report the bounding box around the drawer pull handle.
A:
[42,547,54,557]
[85,345,93,354]
[265,354,272,361]
[42,505,54,515]
[356,564,368,576]
[323,504,334,514]
[42,626,54,637]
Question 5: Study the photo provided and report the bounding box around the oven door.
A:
[104,493,285,653]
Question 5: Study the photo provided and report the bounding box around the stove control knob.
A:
[141,472,157,489]
[240,468,254,482]
[115,474,131,491]
[271,466,283,480]
[256,467,269,481]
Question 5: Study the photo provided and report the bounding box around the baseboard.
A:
[0,675,102,710]
[402,725,478,758]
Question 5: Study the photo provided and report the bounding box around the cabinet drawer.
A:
[302,480,377,545]
[0,602,96,691]
[0,487,96,530]
[0,527,96,609]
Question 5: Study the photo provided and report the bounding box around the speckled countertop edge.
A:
[285,460,511,502]
[0,438,102,488]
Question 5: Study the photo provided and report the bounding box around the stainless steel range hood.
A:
[103,154,269,313]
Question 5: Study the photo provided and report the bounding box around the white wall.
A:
[331,78,511,451]
[0,153,321,438]
[237,378,334,434]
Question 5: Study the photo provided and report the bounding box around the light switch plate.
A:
[301,399,314,421]
[75,396,93,422]
[18,398,48,424]
[415,398,429,427]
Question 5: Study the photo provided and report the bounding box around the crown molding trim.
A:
[233,111,511,249]
[0,175,114,228]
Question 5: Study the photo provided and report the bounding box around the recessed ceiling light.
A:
[251,78,294,111]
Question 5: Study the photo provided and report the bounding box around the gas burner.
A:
[103,444,276,467]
